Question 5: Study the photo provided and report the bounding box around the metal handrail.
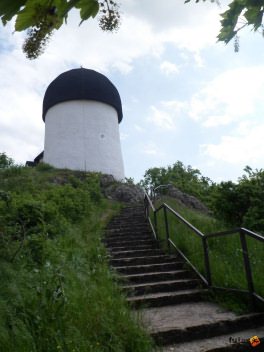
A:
[143,189,264,307]
[151,184,172,203]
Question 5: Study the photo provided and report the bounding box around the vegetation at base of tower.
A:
[1,1,264,59]
[0,154,154,351]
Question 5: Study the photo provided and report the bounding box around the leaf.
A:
[15,5,37,31]
[15,0,54,31]
[75,0,99,25]
[0,0,26,25]
[244,6,263,29]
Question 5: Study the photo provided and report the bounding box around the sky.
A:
[1,0,264,183]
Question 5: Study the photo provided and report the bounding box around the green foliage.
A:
[210,166,264,232]
[2,0,264,58]
[0,152,14,168]
[0,158,153,351]
[0,0,120,59]
[187,0,264,50]
[140,161,214,204]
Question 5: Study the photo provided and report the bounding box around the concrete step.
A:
[108,217,146,223]
[161,326,264,351]
[109,244,159,252]
[104,233,153,242]
[105,238,159,248]
[122,270,195,284]
[138,302,264,346]
[110,255,179,267]
[113,262,185,275]
[123,278,201,296]
[128,289,207,308]
[108,221,147,227]
[106,228,151,235]
[105,234,154,242]
[111,248,164,259]
[107,224,150,230]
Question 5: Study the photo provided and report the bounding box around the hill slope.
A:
[0,164,153,352]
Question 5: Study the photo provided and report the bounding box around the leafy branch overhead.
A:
[186,0,264,45]
[1,0,264,59]
[0,0,120,59]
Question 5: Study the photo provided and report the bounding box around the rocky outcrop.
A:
[100,175,144,203]
[161,185,210,214]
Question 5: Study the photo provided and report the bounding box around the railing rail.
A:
[143,188,264,307]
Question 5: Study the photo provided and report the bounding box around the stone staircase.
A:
[104,204,264,351]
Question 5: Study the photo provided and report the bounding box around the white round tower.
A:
[42,68,125,180]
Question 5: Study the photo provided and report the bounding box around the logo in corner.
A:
[249,335,261,347]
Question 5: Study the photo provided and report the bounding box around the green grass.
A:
[0,165,154,352]
[151,196,264,312]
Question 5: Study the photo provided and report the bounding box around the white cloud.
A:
[189,66,264,127]
[142,142,164,157]
[161,100,186,111]
[160,61,180,75]
[201,122,264,164]
[148,106,176,130]
[120,132,129,140]
[134,124,145,132]
[146,100,187,131]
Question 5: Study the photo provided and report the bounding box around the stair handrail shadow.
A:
[143,188,264,309]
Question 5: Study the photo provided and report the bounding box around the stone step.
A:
[104,234,153,243]
[128,289,207,308]
[111,210,144,215]
[109,216,146,223]
[109,244,159,252]
[105,238,159,248]
[106,225,150,231]
[111,248,164,259]
[161,326,264,351]
[105,228,152,235]
[113,262,185,275]
[110,255,179,267]
[121,270,195,284]
[108,221,147,227]
[138,303,264,346]
[123,278,201,296]
[104,231,152,239]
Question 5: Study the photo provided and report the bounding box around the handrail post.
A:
[202,237,211,286]
[154,210,158,241]
[163,206,171,253]
[239,230,255,308]
[144,195,148,219]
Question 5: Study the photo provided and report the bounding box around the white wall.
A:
[44,100,125,180]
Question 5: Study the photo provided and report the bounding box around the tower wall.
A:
[43,100,125,180]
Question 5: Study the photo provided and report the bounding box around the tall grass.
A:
[151,196,264,311]
[0,165,154,352]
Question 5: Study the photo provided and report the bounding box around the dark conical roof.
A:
[42,68,123,123]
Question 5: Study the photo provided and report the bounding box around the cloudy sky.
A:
[1,0,264,183]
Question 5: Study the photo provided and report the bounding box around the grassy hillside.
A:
[153,196,264,312]
[0,163,153,352]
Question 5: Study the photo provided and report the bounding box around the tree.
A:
[1,0,264,59]
[187,0,264,52]
[0,0,120,59]
[140,161,213,203]
[0,152,14,168]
